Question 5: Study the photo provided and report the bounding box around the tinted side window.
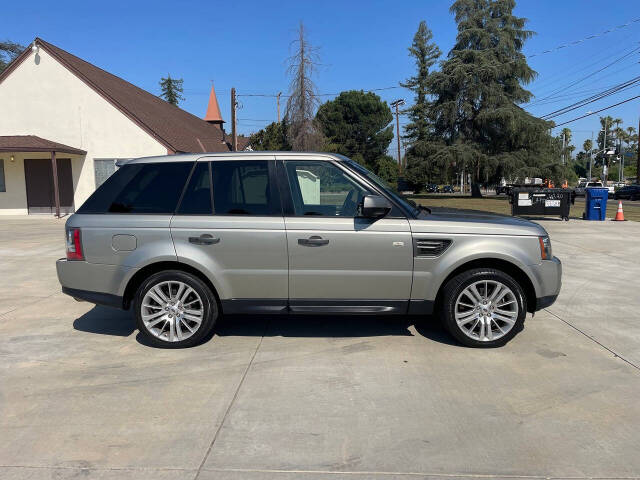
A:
[284,161,370,217]
[178,162,212,215]
[211,161,278,215]
[78,162,194,214]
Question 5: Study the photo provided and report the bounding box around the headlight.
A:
[538,236,552,260]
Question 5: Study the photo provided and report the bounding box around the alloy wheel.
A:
[454,280,519,342]
[141,280,204,342]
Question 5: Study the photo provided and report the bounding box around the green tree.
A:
[400,21,441,187]
[596,116,618,153]
[375,155,400,185]
[316,90,393,170]
[559,127,575,164]
[159,74,184,106]
[0,40,25,72]
[248,121,291,151]
[424,0,558,192]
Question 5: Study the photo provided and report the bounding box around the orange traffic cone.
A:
[613,201,625,221]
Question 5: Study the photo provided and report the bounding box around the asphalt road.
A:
[0,215,639,480]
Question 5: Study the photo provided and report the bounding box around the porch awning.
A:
[0,135,86,155]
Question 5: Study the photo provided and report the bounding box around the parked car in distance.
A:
[425,183,439,193]
[574,181,603,197]
[56,152,562,348]
[441,185,454,194]
[496,184,513,196]
[614,185,640,201]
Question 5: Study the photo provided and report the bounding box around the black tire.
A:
[440,268,527,348]
[134,270,217,348]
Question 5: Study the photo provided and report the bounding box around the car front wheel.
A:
[440,268,526,347]
[134,270,217,348]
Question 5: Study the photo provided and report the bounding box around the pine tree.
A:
[248,121,291,151]
[316,90,393,171]
[401,21,441,187]
[425,0,557,190]
[0,40,24,72]
[159,74,185,106]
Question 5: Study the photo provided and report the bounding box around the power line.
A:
[528,39,640,97]
[237,85,402,98]
[541,75,640,119]
[553,95,640,126]
[526,17,640,59]
[528,45,640,106]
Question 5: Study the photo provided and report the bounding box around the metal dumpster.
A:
[583,187,609,221]
[510,188,573,221]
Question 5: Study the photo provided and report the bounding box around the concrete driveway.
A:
[0,215,639,480]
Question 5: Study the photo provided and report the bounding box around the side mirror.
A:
[360,195,392,218]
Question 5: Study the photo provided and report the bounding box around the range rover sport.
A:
[56,152,562,348]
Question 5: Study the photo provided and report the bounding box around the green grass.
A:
[408,195,640,222]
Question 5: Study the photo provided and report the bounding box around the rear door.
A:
[170,157,288,313]
[278,158,413,312]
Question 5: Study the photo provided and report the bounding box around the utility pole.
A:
[620,141,624,183]
[602,118,608,184]
[390,99,405,172]
[231,87,237,152]
[637,114,640,184]
[589,131,593,181]
[276,92,282,123]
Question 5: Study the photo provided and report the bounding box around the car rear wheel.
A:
[134,270,217,348]
[440,268,526,347]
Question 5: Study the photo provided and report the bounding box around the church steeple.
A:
[204,83,224,125]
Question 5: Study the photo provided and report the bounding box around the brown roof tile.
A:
[0,135,86,154]
[4,38,231,154]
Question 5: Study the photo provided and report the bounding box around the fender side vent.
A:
[414,239,452,257]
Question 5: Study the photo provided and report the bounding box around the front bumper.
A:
[529,256,562,311]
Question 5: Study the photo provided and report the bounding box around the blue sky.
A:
[4,0,639,154]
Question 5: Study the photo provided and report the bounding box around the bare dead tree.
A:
[285,22,324,151]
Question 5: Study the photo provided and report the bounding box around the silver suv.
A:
[56,152,561,348]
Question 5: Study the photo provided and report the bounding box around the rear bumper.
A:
[56,258,133,308]
[61,287,124,309]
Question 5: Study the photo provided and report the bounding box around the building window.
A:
[0,159,5,192]
[94,159,120,188]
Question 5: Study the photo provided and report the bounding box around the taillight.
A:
[66,228,84,261]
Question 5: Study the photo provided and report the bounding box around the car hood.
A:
[410,208,547,236]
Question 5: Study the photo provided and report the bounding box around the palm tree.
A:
[583,139,593,180]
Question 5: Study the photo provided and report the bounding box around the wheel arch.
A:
[433,258,537,313]
[122,261,221,311]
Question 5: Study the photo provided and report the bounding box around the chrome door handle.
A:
[189,234,220,245]
[298,235,329,247]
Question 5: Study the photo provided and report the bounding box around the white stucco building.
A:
[0,38,233,215]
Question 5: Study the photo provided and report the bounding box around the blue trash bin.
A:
[584,187,609,220]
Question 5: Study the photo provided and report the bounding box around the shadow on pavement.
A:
[216,314,462,347]
[73,305,135,337]
[73,305,462,348]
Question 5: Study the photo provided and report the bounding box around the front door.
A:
[24,158,74,214]
[170,158,289,314]
[280,159,413,313]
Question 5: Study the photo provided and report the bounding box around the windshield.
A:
[342,158,421,216]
